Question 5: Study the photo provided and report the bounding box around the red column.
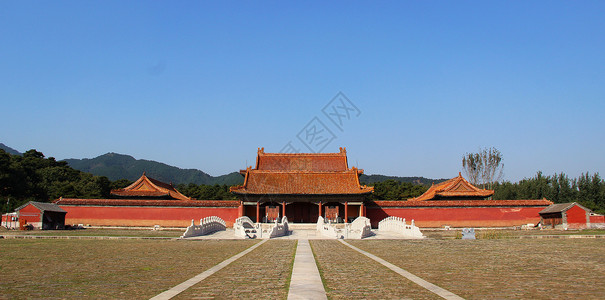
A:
[344,201,348,223]
[282,201,286,219]
[360,202,365,217]
[318,202,322,219]
[256,202,260,223]
[238,201,244,218]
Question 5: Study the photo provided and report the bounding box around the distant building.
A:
[231,147,373,223]
[110,172,191,200]
[539,202,600,229]
[408,172,494,201]
[367,173,552,228]
[15,201,66,230]
[55,173,238,227]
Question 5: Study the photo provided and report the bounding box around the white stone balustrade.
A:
[234,216,260,239]
[265,216,289,238]
[378,216,425,239]
[180,216,226,238]
[234,216,289,239]
[316,216,372,239]
[346,216,373,239]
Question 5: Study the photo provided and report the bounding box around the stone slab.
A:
[287,239,327,300]
[339,240,464,300]
[150,239,267,300]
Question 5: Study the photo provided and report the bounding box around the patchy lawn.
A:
[422,228,605,239]
[175,240,297,300]
[310,240,440,299]
[0,227,184,238]
[349,239,605,299]
[0,239,257,299]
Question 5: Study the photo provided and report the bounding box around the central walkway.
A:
[150,231,464,300]
[287,239,328,300]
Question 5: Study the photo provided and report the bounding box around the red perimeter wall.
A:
[60,205,239,227]
[367,206,545,228]
[566,205,589,229]
[590,215,605,224]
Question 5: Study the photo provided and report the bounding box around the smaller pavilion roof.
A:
[408,173,494,201]
[110,172,191,200]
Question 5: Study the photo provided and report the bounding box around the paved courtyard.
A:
[1,229,604,299]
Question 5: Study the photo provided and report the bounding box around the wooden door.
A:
[325,206,339,222]
[266,206,280,222]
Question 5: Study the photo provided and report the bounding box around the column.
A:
[344,201,348,223]
[256,202,260,223]
[360,202,365,217]
[318,202,322,219]
[282,201,286,219]
[238,201,244,218]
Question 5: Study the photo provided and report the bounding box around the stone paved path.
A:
[339,240,464,300]
[149,240,267,300]
[287,239,328,300]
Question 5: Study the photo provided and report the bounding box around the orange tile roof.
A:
[110,173,191,200]
[54,198,238,207]
[231,148,373,195]
[408,173,494,201]
[255,147,349,171]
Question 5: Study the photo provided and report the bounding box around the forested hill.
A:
[360,174,447,185]
[64,153,244,186]
[0,143,21,155]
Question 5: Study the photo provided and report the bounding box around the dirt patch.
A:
[0,239,256,299]
[175,240,297,300]
[349,239,605,299]
[310,240,439,299]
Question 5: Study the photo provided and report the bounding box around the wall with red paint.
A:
[589,215,605,224]
[60,205,239,227]
[18,204,42,224]
[367,206,545,228]
[565,205,589,229]
[565,205,588,224]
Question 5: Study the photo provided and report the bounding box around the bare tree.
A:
[462,152,482,186]
[462,147,504,191]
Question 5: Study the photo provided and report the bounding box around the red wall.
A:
[18,204,42,224]
[565,205,589,229]
[566,205,588,224]
[60,205,239,227]
[590,215,605,224]
[367,206,545,228]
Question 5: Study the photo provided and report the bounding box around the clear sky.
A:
[1,1,604,182]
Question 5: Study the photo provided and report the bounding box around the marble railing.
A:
[378,216,424,239]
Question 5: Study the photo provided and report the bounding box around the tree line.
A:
[0,149,237,213]
[493,171,605,213]
[2,148,604,214]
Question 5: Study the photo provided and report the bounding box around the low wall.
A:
[367,206,546,228]
[60,205,239,228]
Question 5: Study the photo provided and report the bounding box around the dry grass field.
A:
[348,239,605,299]
[175,240,297,300]
[1,233,604,299]
[0,239,257,299]
[311,240,440,299]
[0,227,184,238]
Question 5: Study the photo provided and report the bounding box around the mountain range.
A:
[1,142,446,186]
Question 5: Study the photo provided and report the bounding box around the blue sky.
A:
[1,1,604,182]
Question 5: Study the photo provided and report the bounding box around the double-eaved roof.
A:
[408,172,494,201]
[110,172,191,200]
[230,147,374,195]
